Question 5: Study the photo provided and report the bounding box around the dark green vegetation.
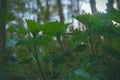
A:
[2,8,119,80]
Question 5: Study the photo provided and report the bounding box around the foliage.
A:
[6,8,120,80]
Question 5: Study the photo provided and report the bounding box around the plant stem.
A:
[26,44,42,80]
[56,35,64,51]
[34,46,46,80]
[87,25,102,74]
[87,26,96,60]
[50,62,53,77]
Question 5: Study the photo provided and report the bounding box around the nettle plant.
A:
[7,8,120,80]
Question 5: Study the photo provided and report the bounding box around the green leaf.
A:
[89,13,105,27]
[73,14,90,26]
[107,8,120,23]
[41,21,68,36]
[7,26,27,34]
[6,38,19,47]
[25,19,41,37]
[73,13,108,28]
[17,35,52,46]
[39,35,52,45]
[7,25,17,32]
[70,29,88,44]
[16,26,27,34]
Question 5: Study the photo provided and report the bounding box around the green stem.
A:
[50,62,53,77]
[87,26,97,60]
[26,44,42,80]
[34,46,46,80]
[56,35,64,51]
[87,25,102,74]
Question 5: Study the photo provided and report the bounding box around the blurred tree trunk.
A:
[89,0,97,13]
[45,0,50,21]
[36,0,44,22]
[0,0,7,63]
[77,0,80,13]
[106,0,114,11]
[70,0,74,23]
[73,0,79,14]
[57,0,64,23]
[116,0,120,10]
